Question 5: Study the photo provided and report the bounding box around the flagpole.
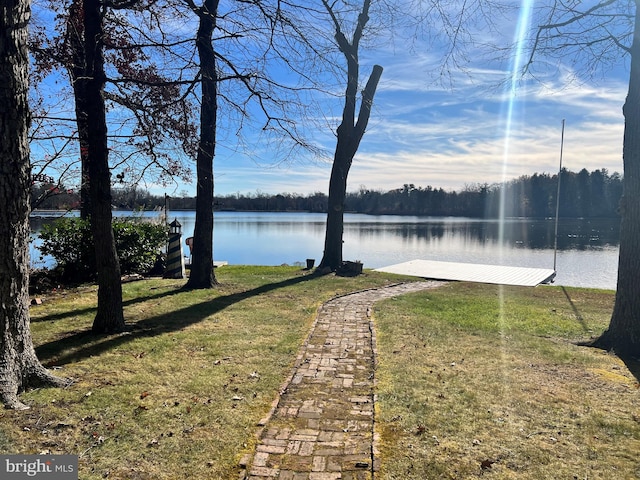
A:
[553,119,565,272]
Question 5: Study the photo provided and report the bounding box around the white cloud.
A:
[175,4,631,198]
[208,71,626,197]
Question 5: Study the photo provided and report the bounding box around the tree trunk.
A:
[592,2,640,357]
[185,0,218,289]
[82,0,126,332]
[319,63,383,271]
[318,0,381,271]
[0,0,68,409]
[66,0,91,219]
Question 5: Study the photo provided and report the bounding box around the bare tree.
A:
[80,0,126,332]
[179,0,325,288]
[184,0,218,289]
[308,0,498,271]
[318,0,383,271]
[526,0,640,356]
[0,0,68,408]
[593,2,640,356]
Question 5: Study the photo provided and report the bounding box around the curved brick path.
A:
[239,281,443,480]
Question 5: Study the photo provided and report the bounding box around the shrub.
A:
[38,216,167,282]
[37,218,94,281]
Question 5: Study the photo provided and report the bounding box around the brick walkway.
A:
[239,281,443,479]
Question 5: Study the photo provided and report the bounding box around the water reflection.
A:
[345,216,619,250]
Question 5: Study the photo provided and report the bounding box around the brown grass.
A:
[1,266,405,479]
[4,270,639,479]
[374,282,640,479]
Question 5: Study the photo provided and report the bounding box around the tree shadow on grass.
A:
[30,283,186,323]
[618,356,640,383]
[36,272,320,367]
[561,286,590,333]
[566,285,640,383]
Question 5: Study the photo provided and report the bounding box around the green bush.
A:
[38,216,167,281]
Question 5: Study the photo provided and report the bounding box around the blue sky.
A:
[202,2,630,198]
[30,1,631,198]
[206,0,628,199]
[209,67,627,197]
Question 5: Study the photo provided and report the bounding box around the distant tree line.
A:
[351,168,622,218]
[32,167,623,218]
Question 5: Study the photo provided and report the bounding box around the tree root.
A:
[1,365,72,410]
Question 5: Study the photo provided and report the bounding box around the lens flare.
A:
[500,0,535,233]
[498,0,535,407]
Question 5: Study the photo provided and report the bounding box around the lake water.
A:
[30,211,620,290]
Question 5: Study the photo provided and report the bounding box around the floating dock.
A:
[375,259,556,287]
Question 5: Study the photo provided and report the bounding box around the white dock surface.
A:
[375,259,556,287]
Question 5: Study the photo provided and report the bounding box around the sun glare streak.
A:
[500,0,535,232]
[498,0,535,409]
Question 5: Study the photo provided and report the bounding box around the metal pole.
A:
[164,194,169,226]
[553,119,565,272]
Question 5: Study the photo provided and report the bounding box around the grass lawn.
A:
[3,266,402,479]
[2,267,638,479]
[374,281,640,479]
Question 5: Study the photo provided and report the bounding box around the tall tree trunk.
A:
[592,1,640,356]
[319,0,382,271]
[0,0,68,409]
[82,0,126,332]
[185,0,218,289]
[66,0,91,219]
[319,61,383,270]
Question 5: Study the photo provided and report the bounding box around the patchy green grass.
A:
[374,282,640,480]
[3,266,406,480]
[5,269,639,480]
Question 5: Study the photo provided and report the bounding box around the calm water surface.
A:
[30,211,619,290]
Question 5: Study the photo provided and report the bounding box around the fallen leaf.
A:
[140,392,150,399]
[480,459,495,470]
